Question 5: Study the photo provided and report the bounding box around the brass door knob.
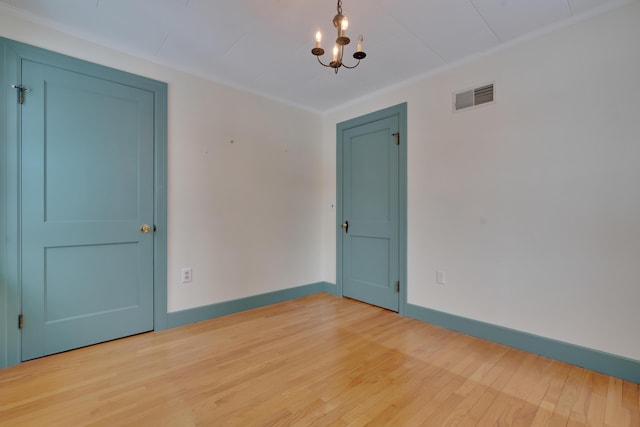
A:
[140,224,151,234]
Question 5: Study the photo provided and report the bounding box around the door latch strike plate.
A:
[18,314,23,330]
[395,281,400,293]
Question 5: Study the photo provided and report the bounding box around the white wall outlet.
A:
[436,270,446,285]
[181,267,193,284]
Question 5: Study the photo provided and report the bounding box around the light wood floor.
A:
[0,293,638,426]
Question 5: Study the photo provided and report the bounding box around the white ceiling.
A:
[0,0,633,111]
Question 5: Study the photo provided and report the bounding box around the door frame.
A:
[0,37,168,368]
[336,103,408,314]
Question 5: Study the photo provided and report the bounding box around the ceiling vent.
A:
[454,83,494,112]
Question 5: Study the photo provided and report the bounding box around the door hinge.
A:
[18,314,24,330]
[392,132,400,145]
[11,84,30,105]
[395,281,400,293]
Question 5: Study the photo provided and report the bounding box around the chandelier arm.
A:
[340,60,361,69]
[316,56,333,68]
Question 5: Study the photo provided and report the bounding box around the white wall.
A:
[0,9,325,313]
[322,2,640,360]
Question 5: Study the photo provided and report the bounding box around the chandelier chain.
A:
[337,0,342,15]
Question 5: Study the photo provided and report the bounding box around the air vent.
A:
[454,83,494,112]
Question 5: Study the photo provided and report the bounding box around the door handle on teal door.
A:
[341,221,349,233]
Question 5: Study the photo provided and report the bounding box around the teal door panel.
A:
[341,116,399,311]
[21,59,154,360]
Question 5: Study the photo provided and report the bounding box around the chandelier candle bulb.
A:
[357,34,363,52]
[333,45,339,62]
[316,30,322,48]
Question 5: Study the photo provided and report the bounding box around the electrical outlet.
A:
[181,267,192,284]
[436,270,446,285]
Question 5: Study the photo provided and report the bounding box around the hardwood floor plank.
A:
[604,376,626,426]
[621,380,640,427]
[0,293,637,426]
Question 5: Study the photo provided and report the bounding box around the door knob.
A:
[341,220,349,233]
[140,224,151,234]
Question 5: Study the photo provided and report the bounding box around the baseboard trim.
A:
[167,282,336,328]
[406,303,640,384]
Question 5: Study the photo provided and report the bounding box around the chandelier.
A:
[311,0,366,73]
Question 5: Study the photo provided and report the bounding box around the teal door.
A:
[20,59,155,360]
[338,105,406,312]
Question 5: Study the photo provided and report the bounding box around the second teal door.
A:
[20,58,155,360]
[339,107,404,312]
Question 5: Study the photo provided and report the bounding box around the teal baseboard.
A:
[406,303,639,384]
[167,281,336,328]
